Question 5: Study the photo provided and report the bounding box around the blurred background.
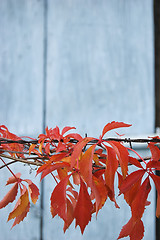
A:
[0,0,158,239]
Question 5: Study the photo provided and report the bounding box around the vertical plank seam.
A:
[40,0,48,240]
[154,0,160,239]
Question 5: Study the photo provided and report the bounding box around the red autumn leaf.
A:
[109,141,129,178]
[28,183,39,204]
[128,156,143,169]
[118,218,144,240]
[0,182,18,209]
[6,173,21,185]
[102,121,131,137]
[79,145,96,187]
[91,175,108,215]
[63,198,74,233]
[104,146,118,206]
[45,142,50,155]
[131,176,151,221]
[50,175,70,221]
[130,219,144,240]
[149,173,160,194]
[119,169,145,195]
[118,217,133,239]
[71,137,94,168]
[74,178,93,234]
[72,172,80,185]
[8,186,29,221]
[61,126,76,136]
[74,178,93,233]
[147,160,160,171]
[148,143,160,161]
[56,141,67,153]
[40,162,70,181]
[65,133,83,142]
[22,180,40,204]
[149,173,160,217]
[118,172,142,206]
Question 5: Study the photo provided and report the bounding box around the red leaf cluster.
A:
[0,122,160,240]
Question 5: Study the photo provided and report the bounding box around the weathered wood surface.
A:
[0,0,44,239]
[45,0,154,240]
[0,0,155,240]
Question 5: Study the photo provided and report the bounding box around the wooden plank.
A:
[45,1,154,239]
[0,0,44,239]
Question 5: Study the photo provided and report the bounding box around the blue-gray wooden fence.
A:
[0,0,154,239]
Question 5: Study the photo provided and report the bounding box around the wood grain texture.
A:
[0,1,44,239]
[46,0,154,137]
[44,1,155,240]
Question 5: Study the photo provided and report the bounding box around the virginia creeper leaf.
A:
[148,143,160,161]
[109,141,129,178]
[74,178,93,234]
[119,169,145,195]
[104,146,118,206]
[91,175,108,214]
[0,183,18,209]
[63,198,74,233]
[11,202,30,228]
[102,121,131,137]
[50,175,70,221]
[8,186,29,221]
[61,126,76,136]
[128,156,143,169]
[131,176,151,221]
[6,173,21,185]
[79,145,96,187]
[71,137,94,168]
[147,160,160,171]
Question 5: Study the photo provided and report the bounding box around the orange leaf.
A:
[79,145,96,186]
[29,144,36,155]
[50,175,70,221]
[28,183,39,204]
[8,186,29,221]
[131,177,151,221]
[119,169,145,195]
[11,202,30,228]
[102,121,131,137]
[74,178,93,234]
[72,172,80,185]
[0,183,18,209]
[71,137,94,168]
